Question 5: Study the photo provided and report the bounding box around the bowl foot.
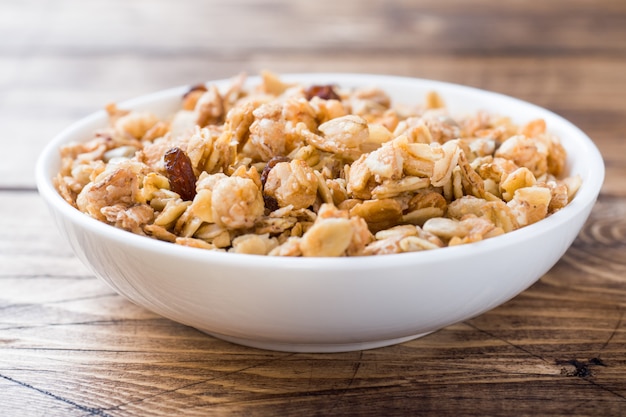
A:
[200,331,434,353]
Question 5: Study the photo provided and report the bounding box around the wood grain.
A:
[1,0,626,415]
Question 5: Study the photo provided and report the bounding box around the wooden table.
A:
[2,1,625,415]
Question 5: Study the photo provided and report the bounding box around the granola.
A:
[55,71,582,256]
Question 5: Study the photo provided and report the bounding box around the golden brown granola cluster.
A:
[55,72,581,256]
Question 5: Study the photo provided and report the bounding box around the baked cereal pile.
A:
[55,72,582,256]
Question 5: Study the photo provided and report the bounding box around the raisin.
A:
[164,147,197,201]
[263,195,280,213]
[305,85,340,101]
[260,155,291,189]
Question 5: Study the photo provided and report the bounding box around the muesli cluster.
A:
[55,72,582,256]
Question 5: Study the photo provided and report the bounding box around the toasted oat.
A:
[55,72,580,256]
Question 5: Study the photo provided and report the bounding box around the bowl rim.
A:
[35,73,605,270]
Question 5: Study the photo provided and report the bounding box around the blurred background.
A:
[2,2,626,415]
[1,0,624,189]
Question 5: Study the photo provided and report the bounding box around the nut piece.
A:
[76,161,142,221]
[495,135,548,178]
[350,198,403,233]
[230,233,278,255]
[303,115,372,160]
[500,167,537,202]
[300,217,354,257]
[211,176,264,229]
[263,160,319,210]
[507,186,552,226]
[423,217,470,240]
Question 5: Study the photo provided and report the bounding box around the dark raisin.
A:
[260,155,291,190]
[164,147,197,201]
[263,195,280,213]
[305,85,340,101]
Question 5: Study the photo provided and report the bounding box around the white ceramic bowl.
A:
[36,74,604,352]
